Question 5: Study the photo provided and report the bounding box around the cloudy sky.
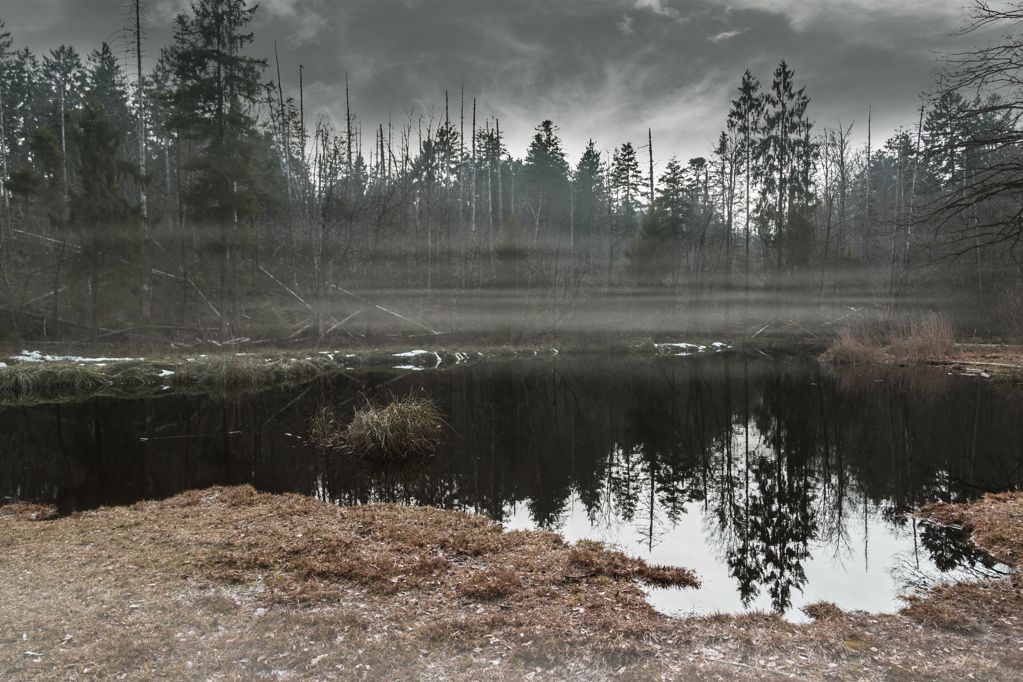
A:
[3,0,986,165]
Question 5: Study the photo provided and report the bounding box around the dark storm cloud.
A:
[3,0,977,164]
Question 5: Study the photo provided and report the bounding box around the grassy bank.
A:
[2,486,1023,679]
[0,335,748,405]
[820,314,1023,383]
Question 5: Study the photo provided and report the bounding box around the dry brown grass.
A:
[919,492,1023,570]
[819,327,886,365]
[568,539,699,588]
[458,567,521,600]
[822,314,962,368]
[890,313,957,363]
[343,396,445,460]
[3,486,1023,680]
[801,601,845,622]
[0,501,57,521]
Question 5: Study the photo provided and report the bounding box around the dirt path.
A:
[1,487,1021,680]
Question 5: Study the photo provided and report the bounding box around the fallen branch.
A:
[329,283,441,335]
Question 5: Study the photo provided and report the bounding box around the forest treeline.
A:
[0,0,1021,342]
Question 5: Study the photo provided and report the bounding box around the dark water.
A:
[2,354,1019,618]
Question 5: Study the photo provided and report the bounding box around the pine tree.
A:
[523,119,569,241]
[165,0,267,335]
[727,70,764,294]
[40,46,86,216]
[759,60,816,270]
[70,104,134,335]
[611,141,643,235]
[572,140,604,243]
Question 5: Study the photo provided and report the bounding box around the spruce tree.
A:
[165,0,267,335]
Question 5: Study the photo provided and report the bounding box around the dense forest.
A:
[1,0,1022,342]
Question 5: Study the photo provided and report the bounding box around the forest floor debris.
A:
[2,486,1022,680]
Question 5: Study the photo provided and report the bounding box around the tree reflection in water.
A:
[3,355,1021,614]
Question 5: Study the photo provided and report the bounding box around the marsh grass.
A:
[889,313,957,363]
[0,353,341,403]
[343,395,445,460]
[173,355,325,387]
[819,327,886,365]
[821,313,957,366]
[309,406,343,449]
[0,362,109,398]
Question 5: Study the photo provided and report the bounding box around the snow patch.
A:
[655,341,731,357]
[393,350,443,368]
[392,364,426,371]
[12,350,142,364]
[158,369,175,378]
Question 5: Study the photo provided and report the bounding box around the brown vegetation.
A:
[890,312,957,363]
[2,486,1023,679]
[920,492,1023,570]
[818,327,886,364]
[822,313,961,366]
[339,396,446,460]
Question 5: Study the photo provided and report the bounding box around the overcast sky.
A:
[3,0,986,167]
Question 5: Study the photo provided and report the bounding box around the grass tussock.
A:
[906,493,1023,631]
[802,601,846,622]
[342,396,445,460]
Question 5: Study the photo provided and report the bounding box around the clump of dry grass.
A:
[802,601,845,622]
[343,396,445,460]
[568,539,700,588]
[308,406,342,448]
[820,327,886,365]
[890,313,957,363]
[901,593,975,631]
